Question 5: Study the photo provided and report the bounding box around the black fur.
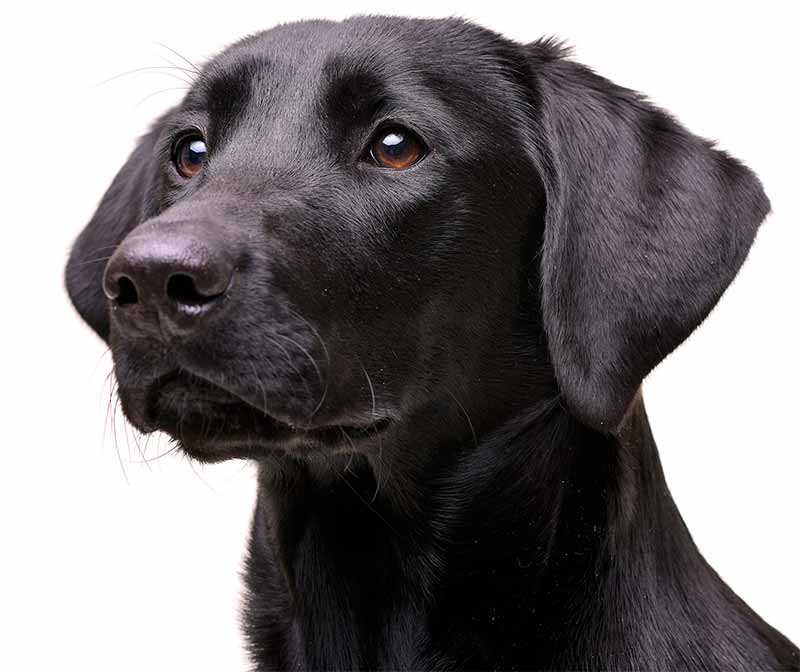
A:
[65,16,798,671]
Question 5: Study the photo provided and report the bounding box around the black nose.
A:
[103,221,236,337]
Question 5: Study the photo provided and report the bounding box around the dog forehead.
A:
[179,17,527,173]
[229,16,499,70]
[194,17,513,112]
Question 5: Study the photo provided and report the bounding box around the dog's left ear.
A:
[523,42,770,433]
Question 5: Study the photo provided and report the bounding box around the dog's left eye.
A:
[368,127,426,170]
[173,134,208,178]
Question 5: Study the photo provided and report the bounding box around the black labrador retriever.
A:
[65,16,798,671]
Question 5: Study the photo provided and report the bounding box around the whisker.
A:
[272,331,325,420]
[141,430,154,462]
[335,469,401,538]
[250,361,269,415]
[80,244,121,256]
[339,426,358,457]
[444,387,478,451]
[127,417,151,472]
[267,334,313,406]
[344,449,356,474]
[284,307,330,419]
[95,65,196,88]
[185,454,216,491]
[135,86,189,109]
[159,54,191,74]
[131,444,179,463]
[93,347,113,380]
[285,306,331,369]
[153,41,202,74]
[272,332,322,387]
[121,405,134,463]
[70,255,114,268]
[109,382,130,484]
[360,364,384,504]
[102,369,115,466]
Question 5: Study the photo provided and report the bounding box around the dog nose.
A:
[103,222,235,337]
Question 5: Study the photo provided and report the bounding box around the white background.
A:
[1,1,797,670]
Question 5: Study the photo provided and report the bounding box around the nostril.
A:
[115,276,139,306]
[167,273,220,307]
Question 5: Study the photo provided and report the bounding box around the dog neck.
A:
[244,395,790,669]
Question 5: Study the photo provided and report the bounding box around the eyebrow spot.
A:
[323,66,387,123]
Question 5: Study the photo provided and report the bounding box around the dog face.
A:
[66,17,768,463]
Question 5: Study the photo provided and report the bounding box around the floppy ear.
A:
[525,43,770,432]
[65,115,169,341]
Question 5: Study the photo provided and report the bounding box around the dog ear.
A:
[524,43,770,432]
[65,114,169,341]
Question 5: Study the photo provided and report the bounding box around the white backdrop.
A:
[1,1,797,669]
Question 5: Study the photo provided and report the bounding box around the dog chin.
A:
[165,421,393,464]
[116,370,392,462]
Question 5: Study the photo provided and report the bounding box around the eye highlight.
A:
[173,133,208,178]
[368,126,426,170]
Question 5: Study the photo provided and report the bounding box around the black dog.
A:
[66,16,798,671]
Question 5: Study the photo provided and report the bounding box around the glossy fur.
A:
[65,16,798,671]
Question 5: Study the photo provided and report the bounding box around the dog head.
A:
[66,17,768,462]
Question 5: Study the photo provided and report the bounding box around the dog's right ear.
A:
[65,114,170,341]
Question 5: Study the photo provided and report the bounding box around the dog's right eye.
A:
[173,134,208,179]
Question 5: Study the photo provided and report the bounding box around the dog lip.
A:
[191,416,391,449]
[176,413,392,463]
[142,369,391,452]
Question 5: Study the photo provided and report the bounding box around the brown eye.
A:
[173,134,207,178]
[369,127,425,169]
